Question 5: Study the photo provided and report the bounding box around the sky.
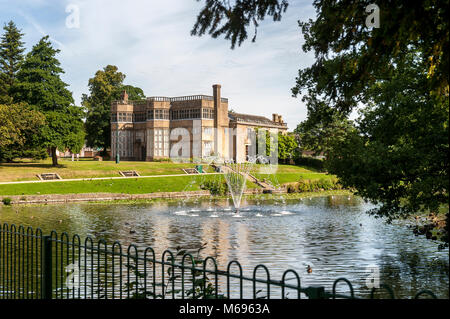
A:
[0,0,318,130]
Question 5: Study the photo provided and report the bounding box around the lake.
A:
[0,195,448,298]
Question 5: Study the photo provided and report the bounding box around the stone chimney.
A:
[272,113,279,123]
[278,115,283,123]
[213,84,222,126]
[212,84,229,156]
[121,90,128,102]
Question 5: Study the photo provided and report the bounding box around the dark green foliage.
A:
[193,1,447,94]
[0,103,46,162]
[191,0,289,49]
[1,197,11,205]
[0,21,25,104]
[12,36,74,112]
[121,85,145,100]
[277,133,298,163]
[11,36,85,166]
[83,65,145,151]
[326,52,449,222]
[293,156,324,172]
[294,110,356,157]
[291,178,341,193]
[191,1,449,225]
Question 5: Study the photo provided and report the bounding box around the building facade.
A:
[110,84,287,162]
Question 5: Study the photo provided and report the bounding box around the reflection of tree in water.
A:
[373,251,449,298]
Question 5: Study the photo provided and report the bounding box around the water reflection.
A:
[0,195,448,298]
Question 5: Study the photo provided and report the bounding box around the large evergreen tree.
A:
[0,21,25,104]
[12,36,85,166]
[83,65,145,151]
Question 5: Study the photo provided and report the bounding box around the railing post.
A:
[305,286,326,299]
[42,235,52,299]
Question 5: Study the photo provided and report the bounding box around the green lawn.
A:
[0,174,261,196]
[251,164,335,186]
[0,160,333,196]
[0,158,214,182]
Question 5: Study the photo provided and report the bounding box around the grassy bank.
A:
[0,158,213,182]
[251,164,335,185]
[0,160,340,197]
[0,174,260,196]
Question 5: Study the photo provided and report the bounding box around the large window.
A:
[134,112,146,122]
[170,108,202,120]
[202,108,214,119]
[118,112,132,122]
[147,109,169,120]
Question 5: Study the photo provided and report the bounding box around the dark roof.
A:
[228,111,285,127]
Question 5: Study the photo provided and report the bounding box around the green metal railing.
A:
[0,223,439,299]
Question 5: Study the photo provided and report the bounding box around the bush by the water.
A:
[201,179,228,195]
[2,197,12,205]
[286,178,341,193]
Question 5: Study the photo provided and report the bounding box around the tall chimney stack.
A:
[273,113,280,123]
[121,90,128,102]
[212,84,228,157]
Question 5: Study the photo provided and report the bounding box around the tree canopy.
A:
[191,0,449,223]
[0,103,46,161]
[327,52,449,221]
[0,21,25,104]
[12,36,85,165]
[294,107,356,157]
[83,65,145,151]
[277,132,297,162]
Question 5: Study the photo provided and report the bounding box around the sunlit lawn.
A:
[0,158,212,182]
[0,174,259,196]
[251,164,335,186]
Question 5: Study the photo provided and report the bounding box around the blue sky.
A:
[0,0,317,129]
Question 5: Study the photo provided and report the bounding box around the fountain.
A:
[222,158,257,213]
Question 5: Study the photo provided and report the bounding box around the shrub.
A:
[2,197,12,205]
[318,178,333,190]
[201,179,228,195]
[297,179,311,192]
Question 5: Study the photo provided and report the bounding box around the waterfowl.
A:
[306,265,312,274]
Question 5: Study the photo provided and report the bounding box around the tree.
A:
[277,132,297,163]
[0,21,25,104]
[0,103,46,162]
[192,1,448,96]
[326,52,448,222]
[82,65,145,151]
[192,1,449,225]
[191,0,289,49]
[294,106,356,157]
[12,36,85,166]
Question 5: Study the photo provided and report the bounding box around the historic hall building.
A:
[110,84,287,163]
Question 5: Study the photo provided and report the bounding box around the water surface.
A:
[0,195,448,298]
